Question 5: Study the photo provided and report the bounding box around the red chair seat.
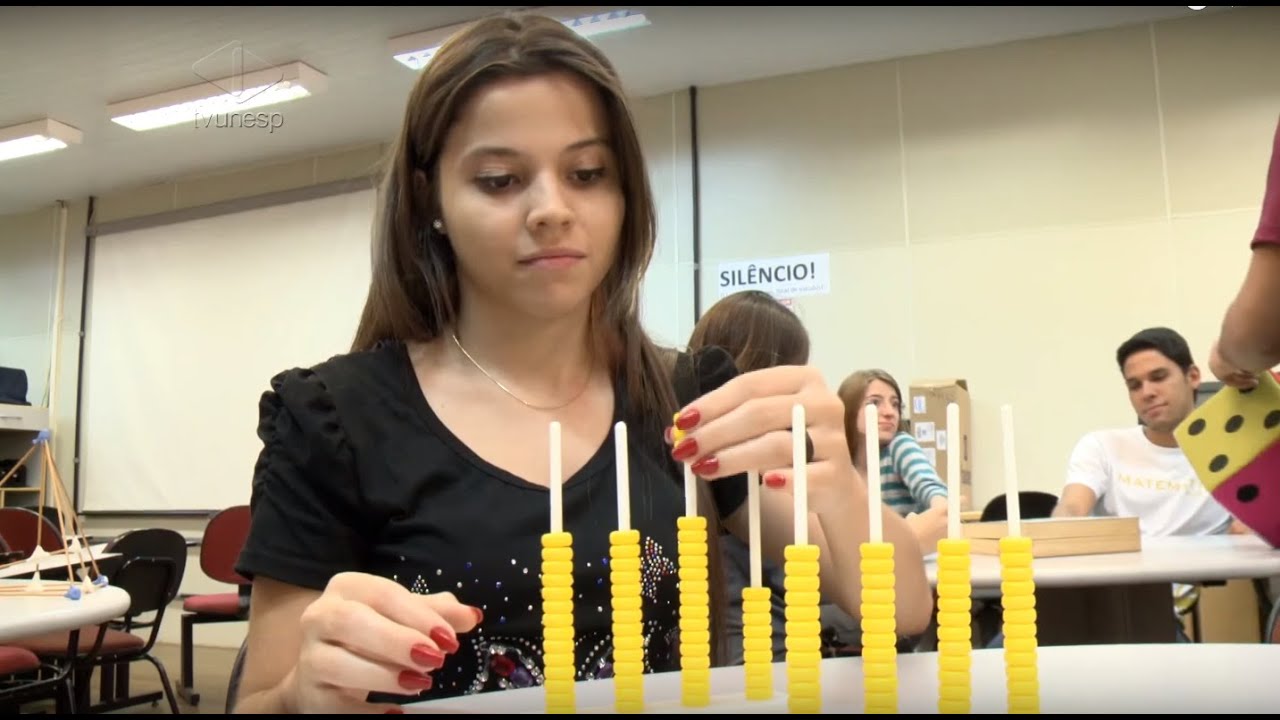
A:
[183,592,242,615]
[0,645,40,675]
[10,626,145,656]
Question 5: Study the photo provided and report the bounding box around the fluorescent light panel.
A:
[108,61,328,132]
[0,118,83,162]
[391,7,650,71]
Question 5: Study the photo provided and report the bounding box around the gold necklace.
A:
[451,332,591,411]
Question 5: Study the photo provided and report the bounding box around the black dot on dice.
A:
[1237,484,1259,503]
[1225,415,1244,433]
[1209,455,1229,473]
[1266,410,1280,430]
[1188,419,1206,436]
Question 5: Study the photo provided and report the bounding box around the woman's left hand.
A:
[666,364,855,508]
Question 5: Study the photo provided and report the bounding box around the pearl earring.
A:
[432,219,444,233]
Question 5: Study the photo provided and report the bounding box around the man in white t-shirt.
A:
[1053,327,1242,536]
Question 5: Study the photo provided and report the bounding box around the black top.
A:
[235,340,747,703]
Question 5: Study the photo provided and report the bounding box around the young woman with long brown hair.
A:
[230,13,931,713]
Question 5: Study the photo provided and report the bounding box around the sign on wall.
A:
[716,253,831,299]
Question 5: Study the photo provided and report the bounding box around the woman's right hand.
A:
[283,571,482,713]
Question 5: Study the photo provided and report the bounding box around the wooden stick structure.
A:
[0,429,109,598]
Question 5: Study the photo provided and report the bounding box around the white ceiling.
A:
[0,5,1219,218]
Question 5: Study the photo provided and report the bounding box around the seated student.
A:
[1052,327,1243,537]
[229,12,933,713]
[838,369,951,553]
[685,289,808,664]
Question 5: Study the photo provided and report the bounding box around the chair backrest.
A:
[980,491,1060,522]
[200,505,251,585]
[0,507,64,555]
[114,555,178,619]
[105,528,189,604]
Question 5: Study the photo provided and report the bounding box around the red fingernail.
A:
[430,626,460,654]
[398,670,433,691]
[671,437,698,461]
[385,708,405,714]
[410,644,444,668]
[691,456,719,476]
[764,473,786,488]
[472,607,485,625]
[676,408,700,430]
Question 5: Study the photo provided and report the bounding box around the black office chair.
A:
[980,491,1059,522]
[93,529,189,712]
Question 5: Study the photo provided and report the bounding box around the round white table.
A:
[406,644,1280,714]
[0,579,130,643]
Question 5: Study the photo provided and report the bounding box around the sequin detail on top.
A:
[398,536,682,700]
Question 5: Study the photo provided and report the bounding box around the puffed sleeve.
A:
[234,366,370,590]
[688,346,750,520]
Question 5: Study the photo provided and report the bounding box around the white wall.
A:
[634,91,698,349]
[692,8,1280,506]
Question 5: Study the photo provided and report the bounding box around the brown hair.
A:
[837,369,907,468]
[349,11,730,664]
[687,291,810,372]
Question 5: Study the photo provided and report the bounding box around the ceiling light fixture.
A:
[0,118,83,163]
[390,7,650,71]
[108,61,328,132]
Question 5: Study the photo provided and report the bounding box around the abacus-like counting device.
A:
[538,402,1042,713]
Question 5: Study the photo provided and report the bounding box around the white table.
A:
[0,578,130,643]
[926,534,1280,589]
[406,643,1280,714]
[923,534,1280,646]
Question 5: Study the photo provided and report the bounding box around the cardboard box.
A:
[907,379,972,510]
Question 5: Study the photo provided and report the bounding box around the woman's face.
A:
[856,379,902,445]
[435,71,625,322]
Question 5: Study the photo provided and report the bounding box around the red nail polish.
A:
[691,456,719,476]
[385,708,405,714]
[764,473,786,488]
[430,626,460,654]
[472,607,485,625]
[410,644,445,668]
[398,670,433,691]
[676,408,701,430]
[671,437,698,462]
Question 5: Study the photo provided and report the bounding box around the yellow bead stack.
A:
[741,584,773,699]
[611,421,645,713]
[541,532,576,713]
[785,405,822,714]
[935,538,972,713]
[543,421,576,714]
[859,403,897,714]
[742,469,773,701]
[673,415,712,707]
[936,402,972,714]
[677,515,711,705]
[999,406,1040,714]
